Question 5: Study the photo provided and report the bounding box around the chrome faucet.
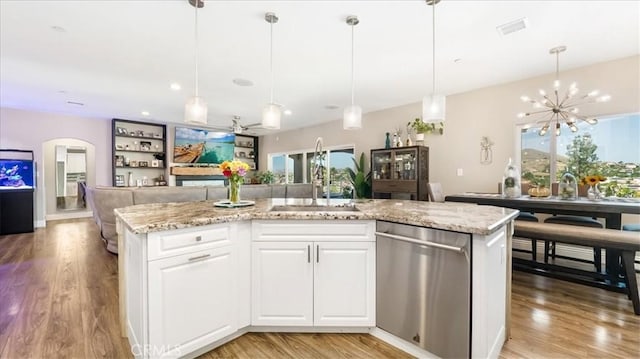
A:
[312,137,324,203]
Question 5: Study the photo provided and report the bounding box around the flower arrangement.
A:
[219,160,251,203]
[580,175,607,186]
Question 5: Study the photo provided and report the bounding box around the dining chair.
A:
[427,183,444,202]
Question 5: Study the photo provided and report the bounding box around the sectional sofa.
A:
[85,184,312,254]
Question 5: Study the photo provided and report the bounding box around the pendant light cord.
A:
[351,22,355,106]
[194,0,199,98]
[269,19,274,104]
[432,0,436,96]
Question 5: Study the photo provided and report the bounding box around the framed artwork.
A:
[139,161,149,167]
[115,175,125,186]
[140,141,152,151]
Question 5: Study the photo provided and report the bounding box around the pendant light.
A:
[422,0,446,123]
[184,0,207,125]
[262,12,281,130]
[343,15,362,130]
[517,46,610,136]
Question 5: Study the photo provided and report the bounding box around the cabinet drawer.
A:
[372,180,416,193]
[252,220,375,242]
[148,224,231,260]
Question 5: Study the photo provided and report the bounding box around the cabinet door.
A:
[314,242,376,326]
[252,242,313,326]
[148,246,236,357]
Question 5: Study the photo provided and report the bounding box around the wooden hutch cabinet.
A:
[370,146,429,201]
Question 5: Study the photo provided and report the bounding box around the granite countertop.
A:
[114,198,519,236]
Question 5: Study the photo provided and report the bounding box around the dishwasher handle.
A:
[375,231,468,256]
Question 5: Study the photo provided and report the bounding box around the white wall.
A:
[260,55,640,196]
[0,108,111,226]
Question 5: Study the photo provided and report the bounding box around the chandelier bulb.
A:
[570,108,579,114]
[586,118,598,125]
[569,124,578,132]
[553,80,560,89]
[596,95,611,103]
[555,123,561,136]
[517,112,526,119]
[587,90,599,97]
[538,89,546,96]
[520,95,530,102]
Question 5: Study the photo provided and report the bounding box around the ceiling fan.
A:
[212,116,262,134]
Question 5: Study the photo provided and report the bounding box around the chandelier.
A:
[517,46,611,136]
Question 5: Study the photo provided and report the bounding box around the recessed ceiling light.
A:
[325,104,340,110]
[170,83,181,91]
[66,101,84,106]
[141,111,150,116]
[283,109,292,116]
[232,78,254,87]
[50,25,66,33]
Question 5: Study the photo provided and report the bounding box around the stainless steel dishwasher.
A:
[376,221,471,359]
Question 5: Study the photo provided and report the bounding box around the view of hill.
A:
[521,148,568,177]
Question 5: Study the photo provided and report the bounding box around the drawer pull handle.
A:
[307,245,311,263]
[316,244,319,263]
[195,236,202,242]
[188,254,211,262]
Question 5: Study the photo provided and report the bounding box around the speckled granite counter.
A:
[114,198,519,235]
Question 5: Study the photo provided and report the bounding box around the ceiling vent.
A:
[496,17,529,36]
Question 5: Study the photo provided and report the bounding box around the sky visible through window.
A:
[522,113,639,163]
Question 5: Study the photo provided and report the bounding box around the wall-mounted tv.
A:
[0,160,34,190]
[174,127,235,164]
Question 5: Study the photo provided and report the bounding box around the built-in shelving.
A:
[112,118,167,187]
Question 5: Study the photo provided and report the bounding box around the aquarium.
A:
[174,127,235,164]
[0,159,34,190]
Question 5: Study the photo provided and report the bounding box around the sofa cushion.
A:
[286,183,312,198]
[134,186,207,204]
[270,184,286,198]
[241,184,272,199]
[207,186,228,200]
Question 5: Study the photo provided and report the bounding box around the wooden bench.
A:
[514,221,640,315]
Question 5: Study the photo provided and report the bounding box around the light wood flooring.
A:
[0,218,638,358]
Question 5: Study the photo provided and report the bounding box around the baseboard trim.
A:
[46,210,93,221]
[369,327,439,359]
[34,220,46,228]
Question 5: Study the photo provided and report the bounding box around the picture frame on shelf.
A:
[115,155,124,167]
[140,141,152,151]
[115,175,125,186]
[139,161,149,167]
[151,160,159,168]
[130,160,138,167]
[115,144,125,150]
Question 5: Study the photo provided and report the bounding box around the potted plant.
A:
[346,152,371,200]
[257,170,275,184]
[408,118,444,142]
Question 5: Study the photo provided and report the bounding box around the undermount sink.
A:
[269,204,360,212]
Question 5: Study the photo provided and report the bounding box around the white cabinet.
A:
[472,227,507,359]
[125,221,250,359]
[148,246,236,358]
[251,242,314,326]
[314,241,376,326]
[251,220,376,327]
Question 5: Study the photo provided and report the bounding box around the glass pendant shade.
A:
[422,94,446,123]
[262,103,281,129]
[343,105,362,130]
[185,96,208,124]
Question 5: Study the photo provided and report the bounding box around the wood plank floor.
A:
[0,218,638,358]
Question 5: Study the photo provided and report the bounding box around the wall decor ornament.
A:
[480,136,494,164]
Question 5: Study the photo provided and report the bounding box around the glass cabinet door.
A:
[372,150,392,180]
[393,149,417,180]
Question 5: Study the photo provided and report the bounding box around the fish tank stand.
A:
[0,149,35,234]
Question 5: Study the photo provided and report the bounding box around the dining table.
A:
[444,192,640,281]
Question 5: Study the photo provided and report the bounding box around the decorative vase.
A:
[229,179,241,203]
[501,158,521,198]
[558,173,578,200]
[385,132,391,149]
[587,184,601,201]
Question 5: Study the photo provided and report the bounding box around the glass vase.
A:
[229,179,241,204]
[558,173,578,200]
[501,158,521,198]
[587,184,601,201]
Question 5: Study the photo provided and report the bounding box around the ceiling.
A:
[1,1,638,134]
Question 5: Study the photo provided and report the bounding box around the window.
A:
[268,145,355,198]
[519,113,639,197]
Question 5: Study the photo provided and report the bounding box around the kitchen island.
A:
[115,198,518,359]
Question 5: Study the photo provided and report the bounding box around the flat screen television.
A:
[174,127,235,164]
[0,159,35,190]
